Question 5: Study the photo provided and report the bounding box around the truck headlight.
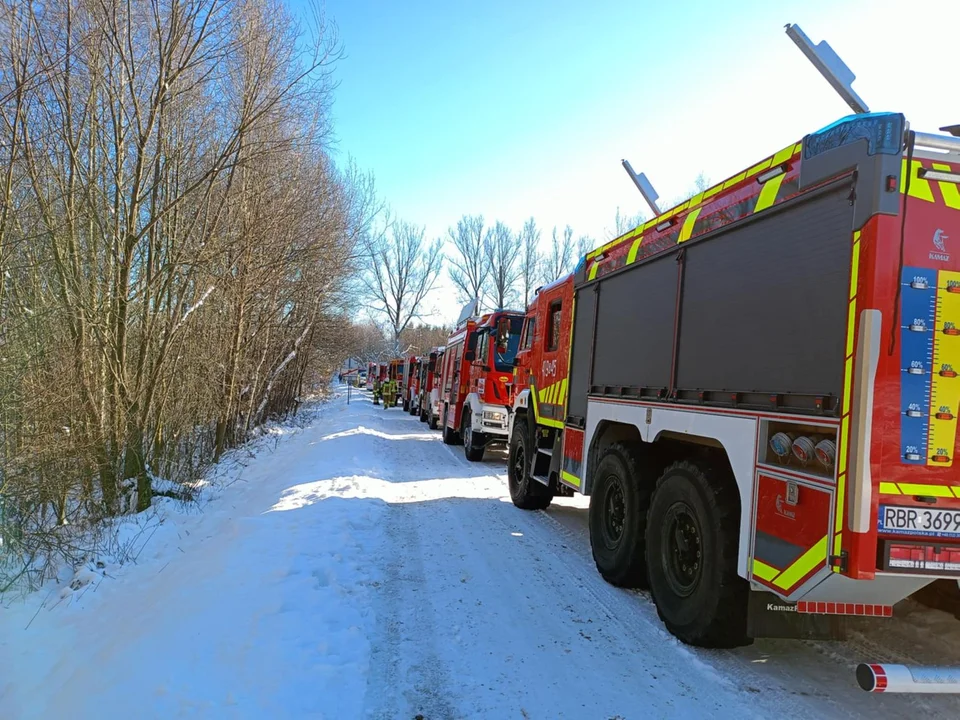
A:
[483,410,504,422]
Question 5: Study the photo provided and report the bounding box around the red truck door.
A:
[531,281,573,430]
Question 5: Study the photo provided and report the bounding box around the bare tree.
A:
[483,221,521,310]
[0,0,366,588]
[399,323,452,354]
[446,215,487,306]
[575,235,595,265]
[608,206,647,239]
[363,219,444,351]
[542,225,574,284]
[518,217,541,307]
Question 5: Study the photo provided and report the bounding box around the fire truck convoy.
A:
[506,111,960,649]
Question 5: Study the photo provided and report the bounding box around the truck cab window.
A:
[521,317,536,351]
[547,301,562,352]
[476,332,488,365]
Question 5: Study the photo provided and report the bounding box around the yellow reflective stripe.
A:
[530,383,539,419]
[898,483,954,498]
[746,158,773,178]
[932,163,960,209]
[722,171,747,189]
[703,183,724,199]
[901,159,935,202]
[880,482,960,497]
[678,208,702,243]
[561,470,581,489]
[687,191,704,208]
[754,173,785,213]
[773,536,827,591]
[849,239,861,300]
[752,559,779,583]
[539,416,564,429]
[627,235,644,264]
[843,359,853,414]
[559,378,568,405]
[588,262,599,280]
[772,143,797,166]
[833,230,861,560]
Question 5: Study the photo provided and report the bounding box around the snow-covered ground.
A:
[3,386,960,719]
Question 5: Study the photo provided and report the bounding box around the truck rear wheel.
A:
[588,443,650,588]
[645,460,750,648]
[441,406,460,445]
[419,406,428,423]
[463,410,485,462]
[507,417,552,510]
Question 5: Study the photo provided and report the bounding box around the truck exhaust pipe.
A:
[857,663,960,693]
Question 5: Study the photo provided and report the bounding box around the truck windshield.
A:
[493,317,524,371]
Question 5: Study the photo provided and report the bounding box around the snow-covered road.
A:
[4,387,960,719]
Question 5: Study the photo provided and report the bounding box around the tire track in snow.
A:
[529,501,960,719]
[363,408,458,720]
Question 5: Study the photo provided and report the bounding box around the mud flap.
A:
[747,589,846,641]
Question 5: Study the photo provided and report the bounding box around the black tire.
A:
[419,406,428,423]
[441,406,459,445]
[507,417,552,510]
[429,412,438,430]
[403,399,410,412]
[588,443,650,589]
[645,460,750,649]
[463,410,485,462]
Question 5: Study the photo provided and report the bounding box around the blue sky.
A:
[292,0,958,325]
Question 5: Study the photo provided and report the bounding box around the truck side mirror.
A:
[464,350,476,362]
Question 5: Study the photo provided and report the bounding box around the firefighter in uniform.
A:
[383,378,396,408]
[372,375,381,405]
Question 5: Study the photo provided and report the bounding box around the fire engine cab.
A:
[507,37,960,648]
[417,348,442,424]
[437,302,524,461]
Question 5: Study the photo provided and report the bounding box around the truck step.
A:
[531,473,551,487]
[537,447,553,457]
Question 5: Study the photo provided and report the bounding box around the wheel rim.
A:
[661,501,703,598]
[510,441,526,491]
[599,475,626,549]
[464,424,472,448]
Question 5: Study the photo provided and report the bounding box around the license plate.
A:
[879,505,960,538]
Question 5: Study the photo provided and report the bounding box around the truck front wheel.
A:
[507,417,552,510]
[463,410,485,462]
[588,443,650,588]
[645,460,750,648]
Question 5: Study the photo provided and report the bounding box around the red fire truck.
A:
[427,347,445,429]
[437,308,525,460]
[404,356,422,415]
[507,111,960,649]
[417,348,441,424]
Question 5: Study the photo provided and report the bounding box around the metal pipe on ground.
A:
[857,664,960,693]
